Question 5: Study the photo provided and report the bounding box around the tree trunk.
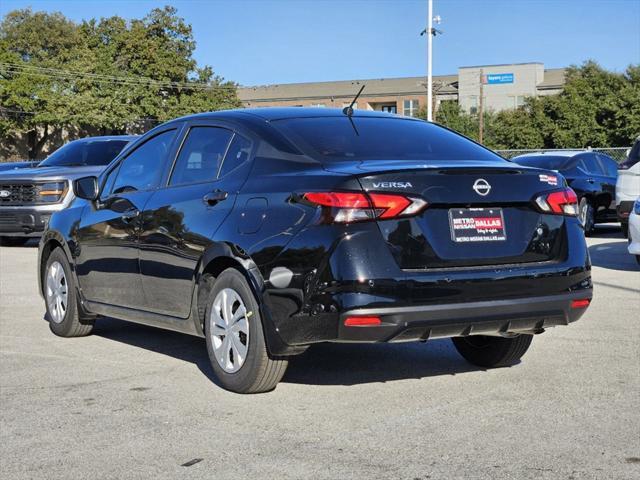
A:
[27,124,49,160]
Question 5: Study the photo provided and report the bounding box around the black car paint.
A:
[512,152,618,222]
[39,109,592,356]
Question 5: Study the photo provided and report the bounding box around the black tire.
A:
[0,236,30,246]
[44,248,94,337]
[452,334,533,368]
[204,268,288,393]
[636,255,640,265]
[579,198,595,236]
[622,221,629,238]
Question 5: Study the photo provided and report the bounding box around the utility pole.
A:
[478,68,484,144]
[427,0,433,121]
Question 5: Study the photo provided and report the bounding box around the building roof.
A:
[238,75,459,103]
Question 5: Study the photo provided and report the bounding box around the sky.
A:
[1,0,639,86]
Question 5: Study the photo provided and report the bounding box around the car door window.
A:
[170,127,233,186]
[597,154,617,177]
[219,134,253,178]
[580,155,605,176]
[111,130,176,194]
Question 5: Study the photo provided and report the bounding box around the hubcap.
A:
[209,288,250,373]
[46,261,68,324]
[579,199,589,227]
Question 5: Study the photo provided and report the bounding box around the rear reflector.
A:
[302,191,427,223]
[535,188,578,216]
[570,298,591,309]
[344,316,382,327]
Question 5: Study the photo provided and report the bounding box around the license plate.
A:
[449,208,507,243]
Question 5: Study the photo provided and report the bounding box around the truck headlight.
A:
[37,181,67,203]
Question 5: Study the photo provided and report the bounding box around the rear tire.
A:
[0,236,30,246]
[44,248,94,337]
[204,268,288,393]
[579,198,595,236]
[621,221,629,238]
[452,334,533,368]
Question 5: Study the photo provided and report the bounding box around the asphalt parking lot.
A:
[1,228,638,480]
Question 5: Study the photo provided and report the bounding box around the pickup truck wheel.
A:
[452,334,533,368]
[204,268,288,394]
[45,248,94,337]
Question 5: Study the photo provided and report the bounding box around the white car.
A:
[616,137,640,236]
[628,198,640,265]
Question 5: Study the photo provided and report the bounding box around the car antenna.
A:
[342,84,365,117]
[342,84,365,136]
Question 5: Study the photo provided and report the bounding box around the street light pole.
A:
[427,0,433,121]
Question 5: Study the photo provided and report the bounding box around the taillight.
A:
[302,191,427,223]
[534,188,578,216]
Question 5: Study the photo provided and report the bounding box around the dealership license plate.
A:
[449,208,507,243]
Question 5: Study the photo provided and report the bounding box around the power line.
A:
[0,62,240,92]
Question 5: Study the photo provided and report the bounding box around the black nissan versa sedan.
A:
[37,108,592,393]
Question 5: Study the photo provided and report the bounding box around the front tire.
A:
[452,334,533,368]
[44,248,94,337]
[204,268,288,393]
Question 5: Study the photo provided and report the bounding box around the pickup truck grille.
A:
[0,183,39,206]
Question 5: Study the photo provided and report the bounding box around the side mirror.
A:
[74,176,99,201]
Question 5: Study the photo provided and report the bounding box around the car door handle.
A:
[203,190,228,206]
[121,209,140,222]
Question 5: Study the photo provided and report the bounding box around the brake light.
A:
[302,191,427,223]
[534,188,578,216]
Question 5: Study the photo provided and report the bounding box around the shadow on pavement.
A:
[92,318,481,387]
[588,240,639,272]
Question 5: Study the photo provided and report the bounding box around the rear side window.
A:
[170,127,233,186]
[272,117,502,162]
[112,130,175,193]
[219,134,252,178]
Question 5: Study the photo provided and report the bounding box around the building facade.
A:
[238,62,566,118]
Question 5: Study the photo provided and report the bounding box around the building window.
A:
[310,103,326,108]
[469,96,478,115]
[403,99,419,117]
[381,105,397,114]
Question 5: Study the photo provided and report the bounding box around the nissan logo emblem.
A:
[0,190,11,198]
[472,178,491,196]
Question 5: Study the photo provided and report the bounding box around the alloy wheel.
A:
[209,288,250,373]
[46,261,68,324]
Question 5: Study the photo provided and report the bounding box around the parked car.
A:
[0,136,135,246]
[616,136,640,236]
[38,108,592,393]
[512,150,618,235]
[0,160,40,171]
[627,198,640,265]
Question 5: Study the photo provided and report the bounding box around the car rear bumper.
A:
[274,290,592,345]
[0,207,55,237]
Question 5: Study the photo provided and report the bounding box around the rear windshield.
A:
[272,116,502,162]
[39,139,130,167]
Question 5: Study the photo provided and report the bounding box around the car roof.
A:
[70,135,138,144]
[513,150,587,159]
[168,107,411,124]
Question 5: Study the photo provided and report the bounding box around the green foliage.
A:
[1,7,240,158]
[421,61,639,151]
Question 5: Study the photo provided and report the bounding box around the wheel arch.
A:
[194,242,302,356]
[38,230,74,299]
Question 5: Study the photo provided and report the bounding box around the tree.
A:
[0,7,240,159]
